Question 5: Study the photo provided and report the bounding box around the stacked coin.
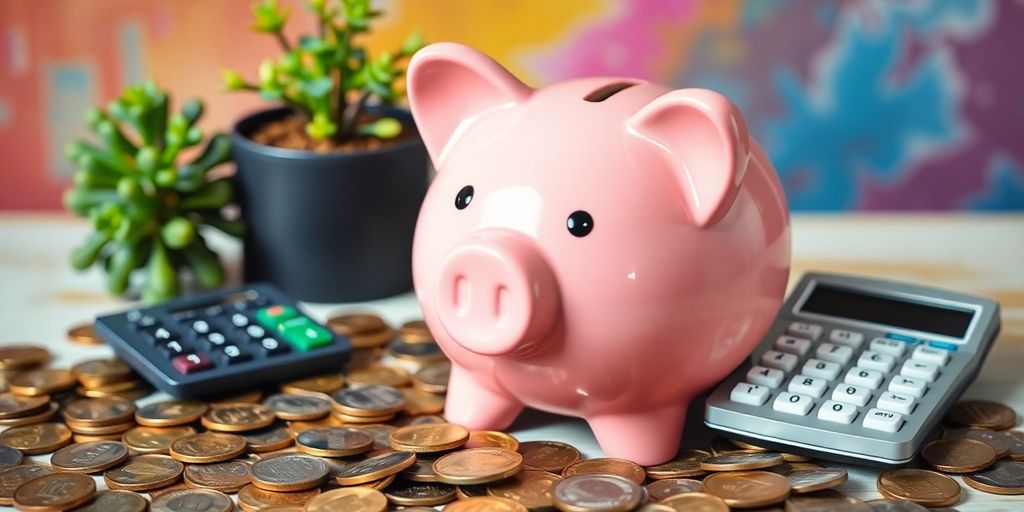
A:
[71,357,150,401]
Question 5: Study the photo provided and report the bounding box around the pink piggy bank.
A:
[406,43,790,465]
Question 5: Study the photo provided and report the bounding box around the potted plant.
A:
[222,0,428,302]
[64,82,240,303]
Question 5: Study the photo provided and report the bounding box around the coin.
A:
[389,339,447,362]
[66,420,134,435]
[123,425,197,454]
[263,393,332,421]
[0,346,50,370]
[347,364,411,388]
[412,363,450,393]
[335,411,396,424]
[327,313,388,336]
[921,438,996,473]
[635,505,676,512]
[287,415,345,434]
[73,490,148,512]
[962,460,1024,494]
[0,422,72,454]
[0,401,58,427]
[350,423,396,451]
[552,473,643,512]
[335,450,417,485]
[63,396,136,425]
[67,322,101,345]
[295,426,374,457]
[445,496,529,512]
[281,373,345,395]
[150,488,233,512]
[71,358,134,387]
[865,499,929,512]
[434,447,524,485]
[331,385,405,417]
[1004,430,1024,461]
[947,400,1017,430]
[241,424,295,453]
[390,423,469,453]
[785,467,849,494]
[0,464,54,505]
[184,460,252,492]
[787,489,872,511]
[487,470,562,510]
[50,440,129,473]
[661,492,731,512]
[402,457,442,482]
[201,403,276,432]
[306,486,388,511]
[701,451,785,472]
[0,393,49,419]
[401,387,447,415]
[349,328,398,349]
[520,441,582,473]
[645,449,710,479]
[944,427,1013,458]
[237,484,321,512]
[400,319,433,341]
[561,457,646,485]
[645,477,703,501]
[8,369,76,396]
[384,480,457,506]
[104,454,185,491]
[136,400,208,427]
[0,444,24,468]
[465,430,519,451]
[13,472,96,511]
[702,470,791,508]
[877,468,960,507]
[457,484,489,499]
[249,454,329,491]
[169,432,247,463]
[76,383,150,401]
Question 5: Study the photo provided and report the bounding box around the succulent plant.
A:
[221,0,424,143]
[64,82,242,303]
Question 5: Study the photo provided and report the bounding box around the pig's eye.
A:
[566,211,594,237]
[454,185,474,210]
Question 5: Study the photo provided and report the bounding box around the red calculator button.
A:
[172,353,214,374]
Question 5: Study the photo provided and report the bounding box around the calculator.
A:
[95,283,351,398]
[704,272,1001,465]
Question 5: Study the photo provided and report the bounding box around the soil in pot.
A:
[249,112,419,153]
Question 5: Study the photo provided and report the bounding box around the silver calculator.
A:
[704,272,1001,465]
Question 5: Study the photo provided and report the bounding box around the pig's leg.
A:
[586,402,688,466]
[443,363,524,429]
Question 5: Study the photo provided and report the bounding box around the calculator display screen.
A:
[800,284,974,338]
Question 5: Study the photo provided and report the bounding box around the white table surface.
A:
[1,212,1022,511]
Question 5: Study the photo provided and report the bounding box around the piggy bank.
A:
[406,43,790,465]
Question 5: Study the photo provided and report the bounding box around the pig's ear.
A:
[407,42,532,166]
[625,89,750,227]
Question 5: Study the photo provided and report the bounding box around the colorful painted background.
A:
[1,0,1022,210]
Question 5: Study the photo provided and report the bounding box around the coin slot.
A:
[584,82,638,102]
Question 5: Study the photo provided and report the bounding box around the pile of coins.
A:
[1,313,1023,511]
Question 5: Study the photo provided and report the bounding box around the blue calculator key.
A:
[928,340,959,351]
[884,332,918,344]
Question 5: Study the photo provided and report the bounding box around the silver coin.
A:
[786,467,848,493]
[553,474,643,511]
[331,385,403,412]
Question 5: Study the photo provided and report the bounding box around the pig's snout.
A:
[435,231,559,356]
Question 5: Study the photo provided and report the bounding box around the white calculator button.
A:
[869,338,906,357]
[877,391,916,415]
[912,345,950,366]
[761,350,799,373]
[900,360,940,382]
[863,408,904,432]
[787,322,823,341]
[746,366,785,388]
[818,400,858,424]
[830,329,864,348]
[802,359,841,380]
[788,375,828,398]
[815,343,853,365]
[775,336,811,356]
[888,375,928,398]
[773,392,814,416]
[730,383,771,406]
[832,383,872,407]
[858,351,896,373]
[845,367,884,389]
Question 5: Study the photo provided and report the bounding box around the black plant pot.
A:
[231,107,428,303]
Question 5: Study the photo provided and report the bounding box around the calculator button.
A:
[912,345,950,366]
[788,375,828,398]
[815,343,853,365]
[730,383,771,406]
[900,360,940,382]
[832,383,872,407]
[258,337,290,356]
[845,367,884,389]
[818,400,858,424]
[231,314,250,328]
[256,305,299,330]
[246,325,267,339]
[928,340,958,351]
[888,375,928,398]
[746,366,785,388]
[205,332,227,349]
[151,326,175,342]
[191,320,211,335]
[760,351,799,373]
[877,391,916,415]
[221,345,253,365]
[160,340,187,356]
[787,322,822,341]
[773,392,814,416]
[134,314,157,329]
[775,336,811,356]
[870,338,906,357]
[858,351,896,373]
[126,310,143,323]
[863,408,904,432]
[802,359,841,381]
[829,329,864,348]
[279,317,333,352]
[171,353,214,374]
[204,305,225,317]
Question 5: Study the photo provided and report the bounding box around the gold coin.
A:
[466,430,520,451]
[787,489,872,511]
[135,399,208,427]
[0,392,49,419]
[552,473,644,512]
[73,490,148,512]
[169,432,247,463]
[249,454,329,492]
[390,423,469,453]
[412,362,450,393]
[209,389,264,404]
[147,482,190,498]
[921,438,996,473]
[384,480,457,506]
[456,484,488,499]
[645,449,710,479]
[661,492,731,512]
[347,364,411,388]
[76,383,150,400]
[943,427,1013,458]
[388,339,447,362]
[63,396,136,425]
[263,393,332,421]
[67,322,102,345]
[444,496,528,512]
[394,414,448,427]
[123,425,198,454]
[8,368,76,396]
[50,440,129,473]
[401,387,447,416]
[877,468,961,507]
[729,438,769,451]
[296,426,374,457]
[334,451,417,485]
[331,385,405,417]
[702,470,790,508]
[0,422,72,454]
[400,319,433,341]
[962,460,1024,495]
[150,488,233,512]
[327,313,388,336]
[241,424,295,453]
[562,457,646,485]
[348,328,398,349]
[306,486,388,512]
[104,454,185,491]
[74,432,125,443]
[947,400,1017,430]
[519,441,582,473]
[334,411,396,424]
[0,346,50,370]
[0,402,57,427]
[201,403,276,432]
[635,505,677,512]
[280,373,345,395]
[0,464,55,506]
[71,358,134,387]
[287,414,344,434]
[13,472,96,511]
[237,484,321,512]
[645,478,704,501]
[357,473,397,490]
[66,420,135,435]
[487,470,561,509]
[700,452,785,471]
[183,460,253,492]
[785,467,849,494]
[434,447,524,485]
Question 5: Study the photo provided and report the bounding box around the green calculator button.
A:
[279,317,333,352]
[256,305,298,330]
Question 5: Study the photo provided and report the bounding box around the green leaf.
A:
[182,237,225,289]
[401,30,424,56]
[70,232,110,271]
[142,239,178,303]
[136,146,159,173]
[64,188,121,216]
[251,0,290,33]
[179,179,233,210]
[180,98,204,125]
[154,167,178,188]
[305,111,337,140]
[298,77,333,98]
[116,177,144,201]
[221,69,247,91]
[105,241,140,294]
[355,117,402,139]
[199,214,245,238]
[161,216,196,249]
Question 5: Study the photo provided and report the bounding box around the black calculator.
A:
[95,283,351,398]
